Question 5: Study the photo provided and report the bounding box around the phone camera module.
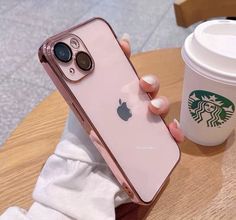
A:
[54,42,72,63]
[76,51,93,71]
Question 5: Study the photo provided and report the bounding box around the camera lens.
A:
[54,42,72,63]
[76,51,93,71]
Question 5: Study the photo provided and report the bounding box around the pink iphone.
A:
[38,18,180,205]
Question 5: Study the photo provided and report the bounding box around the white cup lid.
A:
[182,20,236,85]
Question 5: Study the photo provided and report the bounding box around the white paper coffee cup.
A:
[180,20,236,146]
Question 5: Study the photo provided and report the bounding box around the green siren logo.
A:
[188,90,235,127]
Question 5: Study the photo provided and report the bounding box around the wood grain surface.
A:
[1,48,236,219]
[174,0,236,27]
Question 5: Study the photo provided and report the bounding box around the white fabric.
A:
[0,111,129,220]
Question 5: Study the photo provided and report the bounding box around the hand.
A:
[120,34,184,143]
[114,34,185,220]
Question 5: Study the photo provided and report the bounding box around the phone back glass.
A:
[44,18,180,203]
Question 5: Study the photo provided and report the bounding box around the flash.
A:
[70,38,80,49]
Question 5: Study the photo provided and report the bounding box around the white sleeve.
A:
[0,111,129,220]
[1,203,72,220]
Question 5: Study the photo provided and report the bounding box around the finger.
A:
[168,119,185,143]
[148,96,170,117]
[139,75,159,98]
[120,33,131,58]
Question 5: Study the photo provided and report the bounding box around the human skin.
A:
[119,36,184,143]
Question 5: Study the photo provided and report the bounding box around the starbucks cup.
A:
[180,20,236,146]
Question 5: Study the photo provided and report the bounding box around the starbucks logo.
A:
[188,90,235,127]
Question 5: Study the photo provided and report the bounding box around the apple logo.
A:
[117,99,132,121]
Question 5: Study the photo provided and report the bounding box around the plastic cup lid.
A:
[182,20,236,85]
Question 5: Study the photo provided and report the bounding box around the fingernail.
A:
[173,118,180,129]
[121,33,130,44]
[142,75,156,85]
[151,98,163,109]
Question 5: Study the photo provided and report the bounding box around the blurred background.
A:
[0,0,196,146]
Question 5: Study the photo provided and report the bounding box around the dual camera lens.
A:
[54,42,93,71]
[54,42,72,63]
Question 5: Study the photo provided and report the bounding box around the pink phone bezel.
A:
[38,17,181,205]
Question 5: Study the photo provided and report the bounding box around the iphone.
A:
[38,18,180,205]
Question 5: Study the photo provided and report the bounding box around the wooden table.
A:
[1,48,236,219]
[174,0,236,27]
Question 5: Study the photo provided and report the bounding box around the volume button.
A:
[89,130,105,149]
[71,103,84,123]
[71,103,93,133]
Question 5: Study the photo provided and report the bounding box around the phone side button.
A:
[89,130,104,148]
[72,103,84,122]
[70,103,84,123]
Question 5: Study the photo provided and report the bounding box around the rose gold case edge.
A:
[38,17,181,205]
